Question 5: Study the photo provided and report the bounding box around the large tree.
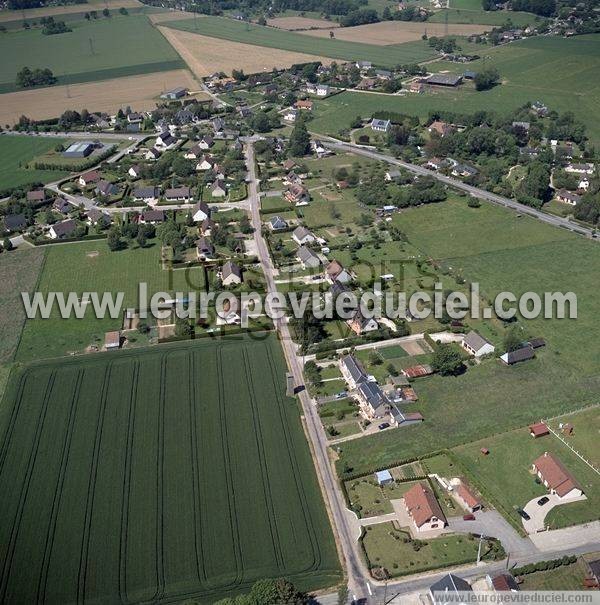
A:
[288,119,311,157]
[431,344,465,376]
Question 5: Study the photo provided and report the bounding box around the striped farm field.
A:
[0,336,341,603]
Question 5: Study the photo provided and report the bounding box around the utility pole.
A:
[89,37,95,55]
[477,534,487,564]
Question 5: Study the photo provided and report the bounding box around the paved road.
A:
[244,138,371,604]
[322,139,597,240]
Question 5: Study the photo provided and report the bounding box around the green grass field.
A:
[0,135,69,190]
[16,239,206,361]
[164,16,437,67]
[546,407,600,469]
[0,14,184,93]
[0,336,341,603]
[336,198,600,479]
[428,7,539,26]
[519,558,590,590]
[310,35,600,145]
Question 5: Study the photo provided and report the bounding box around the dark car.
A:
[463,513,476,521]
[517,509,531,521]
[537,496,549,506]
[378,422,390,430]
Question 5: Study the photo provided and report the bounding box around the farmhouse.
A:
[139,210,166,224]
[454,482,482,513]
[191,201,211,222]
[403,482,447,532]
[339,354,368,390]
[78,170,101,187]
[500,346,535,365]
[428,120,454,137]
[133,186,160,203]
[462,330,495,358]
[325,260,352,284]
[292,226,315,246]
[532,452,583,499]
[426,73,463,87]
[370,118,391,133]
[161,86,188,100]
[347,308,378,335]
[104,330,121,350]
[63,141,95,158]
[165,187,193,202]
[555,189,581,205]
[48,219,77,239]
[268,215,288,231]
[284,183,310,205]
[296,245,321,269]
[221,261,243,286]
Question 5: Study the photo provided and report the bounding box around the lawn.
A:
[164,16,437,67]
[0,135,69,190]
[335,198,600,478]
[0,335,341,603]
[378,345,408,360]
[16,239,206,362]
[361,523,494,577]
[519,557,590,590]
[310,34,600,145]
[0,14,184,93]
[428,7,539,26]
[345,478,419,518]
[546,407,600,469]
[452,426,600,530]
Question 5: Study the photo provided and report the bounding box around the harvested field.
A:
[0,69,203,126]
[159,26,336,77]
[267,16,339,30]
[0,0,142,23]
[302,20,491,44]
[0,336,341,603]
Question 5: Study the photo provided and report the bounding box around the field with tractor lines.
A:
[0,336,341,604]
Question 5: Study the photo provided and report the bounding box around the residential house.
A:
[325,260,352,284]
[295,99,313,111]
[385,168,402,181]
[532,452,583,499]
[565,162,594,175]
[404,482,448,532]
[487,573,520,592]
[184,144,204,160]
[370,118,391,133]
[426,157,448,171]
[191,201,210,222]
[347,307,378,335]
[356,380,389,418]
[284,183,310,205]
[555,189,581,205]
[212,117,225,134]
[454,482,482,513]
[389,407,424,427]
[196,155,215,171]
[26,189,48,204]
[500,346,535,365]
[196,237,215,260]
[339,354,368,390]
[155,131,177,149]
[200,218,215,236]
[296,245,321,269]
[283,108,298,123]
[145,147,162,160]
[330,280,350,298]
[199,135,215,150]
[95,180,119,198]
[311,140,330,157]
[132,186,160,203]
[127,112,143,124]
[48,219,77,239]
[165,187,193,202]
[451,163,478,178]
[128,165,142,179]
[221,260,243,286]
[356,60,372,70]
[139,210,165,224]
[268,215,288,231]
[85,208,110,227]
[78,170,101,187]
[428,120,454,137]
[282,159,297,172]
[429,574,472,605]
[462,330,495,358]
[410,81,424,93]
[211,179,227,198]
[292,226,315,246]
[53,198,71,214]
[175,108,195,126]
[3,214,27,232]
[315,84,329,96]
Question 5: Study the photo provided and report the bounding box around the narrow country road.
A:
[243,138,371,604]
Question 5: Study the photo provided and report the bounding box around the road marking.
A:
[366,582,372,596]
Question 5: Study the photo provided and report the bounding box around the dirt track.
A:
[158,26,336,77]
[0,69,204,126]
[302,20,491,45]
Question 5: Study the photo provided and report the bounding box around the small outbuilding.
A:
[375,470,393,486]
[529,422,549,438]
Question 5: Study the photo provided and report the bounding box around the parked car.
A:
[463,513,476,521]
[335,391,347,399]
[378,422,390,430]
[537,496,549,506]
[517,509,531,520]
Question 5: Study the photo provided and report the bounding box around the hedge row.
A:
[513,555,577,577]
[31,146,116,172]
[23,233,107,246]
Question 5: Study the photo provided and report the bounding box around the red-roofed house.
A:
[454,482,482,513]
[529,422,550,438]
[532,452,583,499]
[403,482,447,532]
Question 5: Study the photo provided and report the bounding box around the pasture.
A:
[16,239,206,361]
[0,0,143,23]
[428,7,539,26]
[310,34,600,145]
[0,336,341,604]
[164,16,438,67]
[0,14,184,93]
[0,135,69,190]
[546,407,600,469]
[0,69,201,127]
[267,16,339,30]
[335,198,600,477]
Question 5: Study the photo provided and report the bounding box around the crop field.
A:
[310,34,600,145]
[428,7,539,26]
[303,21,491,45]
[164,16,438,67]
[0,135,69,191]
[267,16,339,30]
[0,15,184,94]
[0,69,201,127]
[336,198,600,476]
[158,27,335,79]
[0,336,341,604]
[16,239,207,362]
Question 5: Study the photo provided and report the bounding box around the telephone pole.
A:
[89,37,95,55]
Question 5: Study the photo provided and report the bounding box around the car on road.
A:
[378,422,390,430]
[517,509,531,521]
[463,513,476,521]
[335,391,347,399]
[537,496,549,506]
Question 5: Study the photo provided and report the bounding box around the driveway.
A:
[522,493,588,533]
[530,520,600,552]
